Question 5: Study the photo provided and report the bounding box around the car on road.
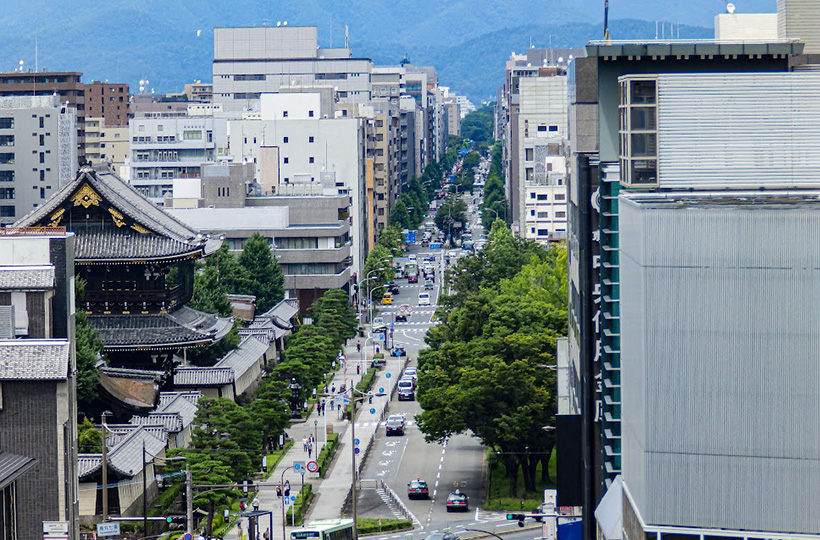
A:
[389,285,400,294]
[382,292,393,305]
[372,317,387,332]
[404,367,417,379]
[424,281,434,291]
[395,313,408,322]
[445,490,469,512]
[418,292,431,306]
[397,378,415,400]
[407,274,418,284]
[408,254,417,261]
[424,254,436,262]
[391,346,406,357]
[385,414,406,436]
[408,479,431,500]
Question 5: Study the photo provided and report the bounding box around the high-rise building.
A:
[564,39,804,540]
[84,81,130,127]
[0,96,77,225]
[0,71,86,162]
[212,26,373,109]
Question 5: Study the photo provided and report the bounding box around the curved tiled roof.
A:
[14,166,222,261]
[87,306,233,350]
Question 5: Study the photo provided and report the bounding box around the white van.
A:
[418,292,431,306]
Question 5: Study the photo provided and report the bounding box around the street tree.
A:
[190,266,232,316]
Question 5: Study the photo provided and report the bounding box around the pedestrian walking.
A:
[356,364,361,375]
[356,340,362,352]
[264,529,271,540]
[331,383,336,394]
[330,399,335,411]
[302,437,308,452]
[308,443,313,458]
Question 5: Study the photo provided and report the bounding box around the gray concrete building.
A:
[212,26,373,110]
[0,96,77,225]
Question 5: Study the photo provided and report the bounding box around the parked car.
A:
[408,479,431,500]
[446,490,469,512]
[385,414,406,436]
[424,281,434,291]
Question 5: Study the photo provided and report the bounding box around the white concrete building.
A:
[0,96,76,224]
[227,92,368,280]
[85,117,130,177]
[523,149,568,243]
[212,26,373,110]
[129,107,217,204]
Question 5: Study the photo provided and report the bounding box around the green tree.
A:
[205,243,249,295]
[78,417,102,453]
[376,226,403,256]
[389,199,412,230]
[460,105,494,142]
[434,195,467,242]
[189,266,232,316]
[238,233,285,312]
[75,279,103,409]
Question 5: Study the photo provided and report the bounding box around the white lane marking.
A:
[438,463,442,470]
[437,472,440,478]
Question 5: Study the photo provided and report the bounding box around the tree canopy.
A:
[416,222,567,494]
[460,105,494,143]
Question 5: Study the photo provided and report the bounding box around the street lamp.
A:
[100,411,113,522]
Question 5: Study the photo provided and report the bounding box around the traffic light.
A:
[506,514,526,527]
[166,516,186,530]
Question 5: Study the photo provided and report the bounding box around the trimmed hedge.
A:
[357,518,413,535]
[286,483,313,526]
[317,433,340,478]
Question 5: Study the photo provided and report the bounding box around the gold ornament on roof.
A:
[48,208,65,227]
[71,184,102,209]
[108,208,126,228]
[131,223,150,234]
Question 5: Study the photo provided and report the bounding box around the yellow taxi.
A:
[382,292,394,305]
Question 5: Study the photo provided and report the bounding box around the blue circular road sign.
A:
[354,447,360,454]
[370,408,376,414]
[386,373,392,378]
[379,387,385,393]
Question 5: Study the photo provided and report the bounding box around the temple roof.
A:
[87,306,233,351]
[14,166,221,262]
[98,367,163,412]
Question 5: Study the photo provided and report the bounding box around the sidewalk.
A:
[227,338,404,540]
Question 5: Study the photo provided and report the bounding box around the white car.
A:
[408,254,417,261]
[372,317,386,331]
[418,292,431,306]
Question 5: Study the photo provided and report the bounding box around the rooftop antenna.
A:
[262,18,269,27]
[283,21,288,26]
[345,25,349,49]
[726,1,736,13]
[603,0,611,40]
[276,21,281,27]
[35,35,38,73]
[330,14,334,47]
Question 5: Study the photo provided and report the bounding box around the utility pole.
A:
[350,397,358,540]
[186,463,193,535]
[143,442,147,535]
[101,412,111,522]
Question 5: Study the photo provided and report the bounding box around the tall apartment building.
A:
[564,39,803,540]
[513,67,569,242]
[0,230,79,540]
[129,107,216,204]
[84,117,129,175]
[0,72,85,162]
[183,81,213,102]
[0,96,77,225]
[84,81,130,126]
[226,92,368,278]
[212,26,373,110]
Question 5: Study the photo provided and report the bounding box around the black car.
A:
[390,285,400,294]
[385,415,406,436]
[408,480,430,500]
[391,346,406,357]
[395,314,408,322]
[445,491,469,512]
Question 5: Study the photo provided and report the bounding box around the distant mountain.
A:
[0,1,769,101]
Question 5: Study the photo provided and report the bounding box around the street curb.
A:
[458,524,542,540]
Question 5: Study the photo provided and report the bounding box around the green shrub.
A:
[317,433,340,478]
[286,483,313,525]
[357,518,413,535]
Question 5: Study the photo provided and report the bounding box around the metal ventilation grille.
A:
[0,305,14,339]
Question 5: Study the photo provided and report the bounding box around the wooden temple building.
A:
[15,166,232,413]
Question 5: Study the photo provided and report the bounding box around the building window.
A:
[525,148,533,161]
[283,136,289,143]
[0,188,14,199]
[537,229,549,236]
[39,117,44,129]
[555,193,566,201]
[309,157,315,164]
[537,194,548,201]
[530,210,536,216]
[0,135,13,147]
[0,118,13,129]
[39,170,44,181]
[0,171,13,182]
[619,77,658,186]
[309,136,314,143]
[283,111,288,118]
[529,193,536,199]
[537,212,549,218]
[183,130,202,140]
[537,125,547,132]
[555,211,567,218]
[0,206,14,217]
[0,153,15,164]
[283,157,289,164]
[548,125,558,132]
[309,110,314,117]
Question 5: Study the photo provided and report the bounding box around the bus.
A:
[290,519,354,540]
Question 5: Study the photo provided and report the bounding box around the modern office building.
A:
[167,168,353,310]
[212,26,373,110]
[0,229,79,540]
[0,96,78,225]
[0,71,86,162]
[778,0,820,53]
[226,92,368,278]
[564,40,805,540]
[84,81,130,127]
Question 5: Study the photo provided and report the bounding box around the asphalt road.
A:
[357,202,503,536]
